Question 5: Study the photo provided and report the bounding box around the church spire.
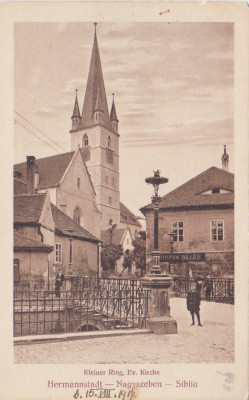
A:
[110,93,119,133]
[80,23,111,129]
[71,89,81,130]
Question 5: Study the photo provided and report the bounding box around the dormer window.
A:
[83,134,88,147]
[200,188,233,195]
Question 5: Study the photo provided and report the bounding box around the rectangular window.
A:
[172,221,184,242]
[14,259,20,282]
[55,243,62,263]
[108,197,112,205]
[112,178,115,187]
[77,177,80,188]
[210,220,224,241]
[105,176,108,184]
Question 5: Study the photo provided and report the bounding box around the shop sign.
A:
[160,253,205,263]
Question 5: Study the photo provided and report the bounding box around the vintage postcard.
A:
[0,1,248,400]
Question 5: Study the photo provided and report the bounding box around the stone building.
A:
[14,191,100,283]
[141,149,234,278]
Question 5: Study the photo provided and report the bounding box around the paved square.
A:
[14,297,234,364]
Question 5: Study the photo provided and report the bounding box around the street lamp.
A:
[67,227,74,274]
[168,231,175,274]
[145,170,168,275]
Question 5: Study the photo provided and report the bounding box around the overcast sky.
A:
[14,22,234,217]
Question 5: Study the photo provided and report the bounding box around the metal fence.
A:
[173,277,234,304]
[14,278,149,337]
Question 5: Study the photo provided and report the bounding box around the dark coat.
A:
[187,291,201,311]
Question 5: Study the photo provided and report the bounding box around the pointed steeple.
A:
[110,93,119,133]
[71,89,81,130]
[80,23,111,129]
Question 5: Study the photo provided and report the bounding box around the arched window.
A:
[83,134,88,147]
[107,136,111,148]
[73,206,82,225]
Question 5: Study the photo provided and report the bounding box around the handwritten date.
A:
[73,388,136,400]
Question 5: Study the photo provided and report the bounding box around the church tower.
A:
[70,23,120,230]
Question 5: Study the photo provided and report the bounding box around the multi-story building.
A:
[141,147,234,278]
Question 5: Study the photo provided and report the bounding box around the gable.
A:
[59,148,98,206]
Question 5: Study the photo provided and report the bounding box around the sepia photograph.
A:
[1,2,248,400]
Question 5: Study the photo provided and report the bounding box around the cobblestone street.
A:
[14,297,234,364]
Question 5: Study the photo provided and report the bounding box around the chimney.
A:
[34,166,40,189]
[221,145,229,171]
[26,156,36,194]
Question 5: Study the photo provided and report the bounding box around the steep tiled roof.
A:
[120,202,142,227]
[80,30,112,130]
[51,204,99,242]
[101,228,126,246]
[14,194,47,223]
[14,179,27,195]
[14,152,75,190]
[14,231,53,252]
[141,167,234,212]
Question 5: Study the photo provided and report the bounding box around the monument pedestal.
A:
[142,274,177,334]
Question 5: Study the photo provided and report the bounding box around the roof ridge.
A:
[14,151,75,167]
[14,193,46,198]
[162,166,234,199]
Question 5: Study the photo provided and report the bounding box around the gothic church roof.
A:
[14,152,75,190]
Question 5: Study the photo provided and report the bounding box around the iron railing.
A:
[173,277,234,304]
[14,278,149,337]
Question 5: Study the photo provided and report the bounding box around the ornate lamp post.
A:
[67,227,74,275]
[145,170,168,275]
[142,170,177,334]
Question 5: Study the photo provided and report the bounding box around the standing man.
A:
[55,269,65,297]
[187,284,203,326]
[203,274,212,301]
